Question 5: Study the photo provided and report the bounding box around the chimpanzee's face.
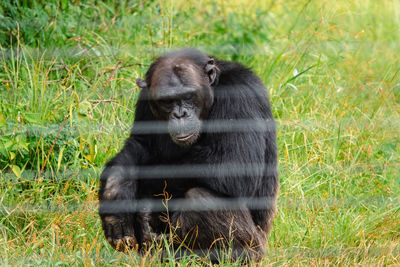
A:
[136,55,218,147]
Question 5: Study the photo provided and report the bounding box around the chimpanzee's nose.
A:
[172,108,188,119]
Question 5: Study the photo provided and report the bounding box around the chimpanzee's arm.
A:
[98,137,151,251]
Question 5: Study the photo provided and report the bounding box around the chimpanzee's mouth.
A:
[175,132,196,142]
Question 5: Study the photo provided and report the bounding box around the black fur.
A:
[99,49,278,262]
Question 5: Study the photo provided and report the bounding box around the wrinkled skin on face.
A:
[136,51,218,147]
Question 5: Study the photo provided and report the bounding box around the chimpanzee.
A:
[98,48,278,261]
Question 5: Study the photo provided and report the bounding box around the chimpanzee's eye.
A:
[183,94,194,101]
[160,99,173,107]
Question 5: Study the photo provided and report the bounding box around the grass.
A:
[0,0,399,265]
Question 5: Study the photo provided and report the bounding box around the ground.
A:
[0,0,399,265]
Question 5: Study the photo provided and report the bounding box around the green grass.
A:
[1,0,399,265]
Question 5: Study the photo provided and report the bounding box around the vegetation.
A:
[1,0,399,265]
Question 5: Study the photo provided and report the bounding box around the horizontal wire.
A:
[2,41,399,59]
[105,163,276,179]
[1,196,398,214]
[2,160,393,183]
[2,117,399,138]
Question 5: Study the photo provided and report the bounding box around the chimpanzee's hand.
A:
[100,214,138,252]
[99,166,139,252]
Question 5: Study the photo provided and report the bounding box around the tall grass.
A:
[1,0,399,265]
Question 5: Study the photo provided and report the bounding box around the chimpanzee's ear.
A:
[204,58,219,85]
[136,78,148,89]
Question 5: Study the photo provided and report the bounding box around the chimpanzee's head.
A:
[136,49,219,147]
